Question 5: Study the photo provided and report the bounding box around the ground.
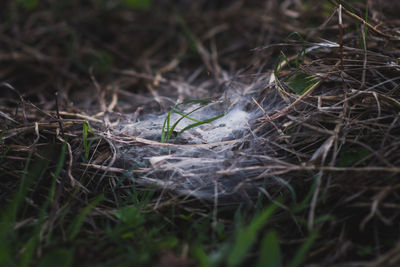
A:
[1,0,400,266]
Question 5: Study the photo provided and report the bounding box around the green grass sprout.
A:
[287,71,319,95]
[82,121,97,161]
[273,32,321,95]
[161,99,225,143]
[285,32,306,67]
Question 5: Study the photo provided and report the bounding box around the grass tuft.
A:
[161,99,225,143]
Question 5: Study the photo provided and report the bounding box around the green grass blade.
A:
[173,109,202,123]
[256,230,282,267]
[114,205,145,226]
[161,99,223,143]
[161,110,172,143]
[192,245,212,267]
[167,110,171,134]
[17,0,38,10]
[292,178,318,213]
[67,194,104,241]
[273,53,291,92]
[21,144,68,266]
[50,143,66,203]
[20,236,39,267]
[178,112,225,135]
[171,103,208,124]
[176,14,200,53]
[227,204,277,267]
[273,177,297,203]
[11,150,35,221]
[167,105,205,140]
[123,0,152,11]
[176,99,213,106]
[274,53,290,75]
[338,148,370,167]
[288,71,319,95]
[38,248,74,267]
[0,145,57,266]
[285,32,306,67]
[83,121,89,160]
[82,121,98,161]
[288,229,319,267]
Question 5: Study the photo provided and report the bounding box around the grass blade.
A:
[38,248,74,267]
[191,245,212,267]
[166,105,205,140]
[160,99,225,143]
[256,230,282,267]
[227,204,277,267]
[178,112,225,135]
[287,71,319,95]
[288,229,319,267]
[67,195,104,241]
[161,110,172,143]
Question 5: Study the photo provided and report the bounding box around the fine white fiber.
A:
[114,75,282,201]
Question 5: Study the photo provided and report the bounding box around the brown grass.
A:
[1,0,400,265]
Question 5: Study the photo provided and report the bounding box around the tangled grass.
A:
[1,0,400,266]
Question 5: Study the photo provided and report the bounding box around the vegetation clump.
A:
[1,0,400,266]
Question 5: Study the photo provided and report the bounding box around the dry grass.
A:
[1,0,400,265]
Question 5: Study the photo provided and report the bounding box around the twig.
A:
[328,0,400,40]
[55,92,65,139]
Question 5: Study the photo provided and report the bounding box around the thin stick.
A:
[328,0,400,40]
[338,4,344,70]
[359,23,368,90]
[55,91,65,139]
